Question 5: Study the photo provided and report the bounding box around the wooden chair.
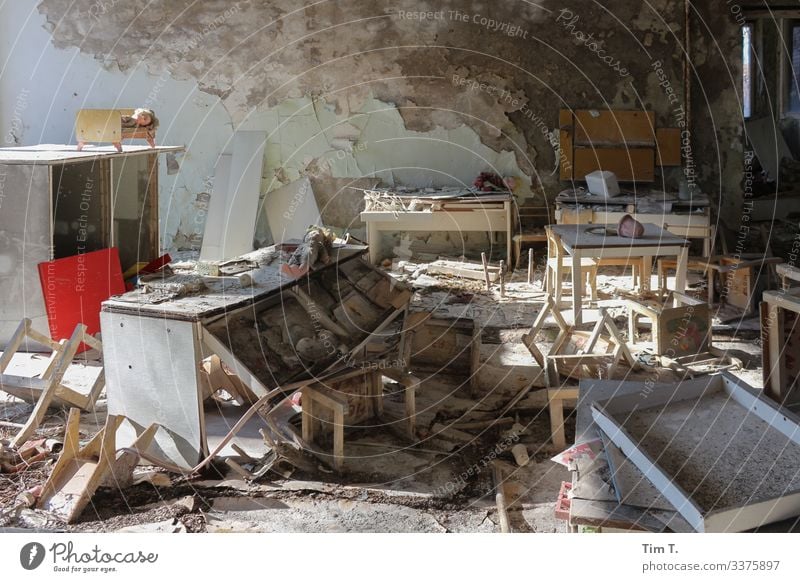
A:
[544,226,597,303]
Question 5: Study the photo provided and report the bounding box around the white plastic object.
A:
[585,170,620,199]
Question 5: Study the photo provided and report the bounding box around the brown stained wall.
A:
[36,0,746,238]
[690,3,746,231]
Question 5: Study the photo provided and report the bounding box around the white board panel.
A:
[102,311,204,469]
[221,131,266,259]
[264,176,322,243]
[199,154,232,262]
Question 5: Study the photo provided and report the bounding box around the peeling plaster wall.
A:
[0,0,745,252]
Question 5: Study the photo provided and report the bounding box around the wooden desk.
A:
[360,191,514,266]
[550,224,690,325]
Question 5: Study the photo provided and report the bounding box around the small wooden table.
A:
[550,223,690,325]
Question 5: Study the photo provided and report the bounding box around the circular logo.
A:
[19,542,45,570]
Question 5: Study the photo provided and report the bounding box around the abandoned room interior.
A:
[2,0,800,546]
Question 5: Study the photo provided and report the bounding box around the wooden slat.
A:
[573,148,655,182]
[573,110,655,146]
[656,128,682,166]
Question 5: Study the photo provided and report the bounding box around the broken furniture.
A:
[1,320,104,447]
[558,109,680,182]
[628,292,710,357]
[777,263,800,290]
[657,255,783,311]
[627,292,740,376]
[591,372,800,532]
[761,287,800,407]
[522,297,635,386]
[544,225,597,304]
[360,187,514,267]
[101,244,413,470]
[200,354,259,405]
[38,410,123,523]
[0,143,183,348]
[546,307,636,382]
[75,109,157,151]
[548,223,690,325]
[512,200,551,268]
[300,367,419,471]
[567,378,694,532]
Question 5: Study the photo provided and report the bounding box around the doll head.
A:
[132,108,159,129]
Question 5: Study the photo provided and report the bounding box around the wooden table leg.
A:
[640,255,652,293]
[675,247,689,293]
[405,376,418,439]
[333,408,344,471]
[505,200,513,268]
[366,222,380,264]
[571,250,583,326]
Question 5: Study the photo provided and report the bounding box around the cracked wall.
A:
[0,0,745,251]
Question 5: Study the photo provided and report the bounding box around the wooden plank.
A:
[428,260,501,282]
[573,110,655,146]
[656,128,681,166]
[39,412,125,523]
[573,147,655,182]
[559,109,574,180]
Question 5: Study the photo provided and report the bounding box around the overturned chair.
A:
[0,318,105,446]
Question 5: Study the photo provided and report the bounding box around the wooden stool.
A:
[627,292,710,357]
[300,368,419,471]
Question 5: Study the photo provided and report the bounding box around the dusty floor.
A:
[0,263,769,533]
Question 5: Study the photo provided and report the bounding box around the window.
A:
[743,24,753,118]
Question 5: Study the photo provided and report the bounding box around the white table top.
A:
[550,223,690,251]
